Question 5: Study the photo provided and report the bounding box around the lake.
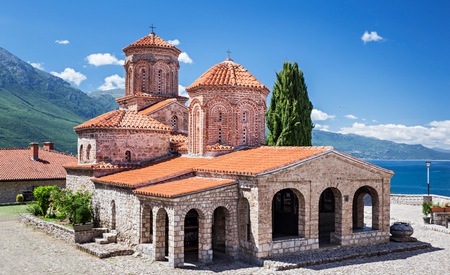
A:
[368,160,450,197]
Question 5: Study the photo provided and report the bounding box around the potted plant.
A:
[422,202,432,224]
[431,202,444,212]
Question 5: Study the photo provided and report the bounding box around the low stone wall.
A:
[390,194,450,206]
[339,230,390,246]
[271,237,319,256]
[19,213,106,244]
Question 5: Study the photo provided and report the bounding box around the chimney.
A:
[43,142,54,151]
[30,142,39,160]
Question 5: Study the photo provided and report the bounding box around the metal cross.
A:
[149,24,156,33]
[226,49,232,59]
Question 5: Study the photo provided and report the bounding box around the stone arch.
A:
[184,208,204,262]
[154,207,169,260]
[171,115,178,131]
[134,61,148,93]
[352,186,380,231]
[236,100,259,146]
[154,62,170,95]
[271,188,306,239]
[126,67,133,95]
[318,187,343,246]
[238,197,252,243]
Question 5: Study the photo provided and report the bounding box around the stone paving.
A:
[1,204,450,274]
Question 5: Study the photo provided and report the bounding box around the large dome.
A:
[186,58,269,93]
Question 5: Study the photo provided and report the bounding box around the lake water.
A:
[368,160,450,197]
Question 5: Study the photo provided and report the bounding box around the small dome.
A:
[123,32,181,55]
[186,59,269,93]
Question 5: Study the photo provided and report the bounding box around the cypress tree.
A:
[266,62,314,146]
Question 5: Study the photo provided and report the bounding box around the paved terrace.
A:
[1,204,450,274]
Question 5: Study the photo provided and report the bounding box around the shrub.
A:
[26,203,41,216]
[422,202,432,216]
[73,204,92,224]
[33,186,60,216]
[16,194,24,203]
[51,189,92,224]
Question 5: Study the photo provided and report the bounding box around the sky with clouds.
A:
[0,0,449,150]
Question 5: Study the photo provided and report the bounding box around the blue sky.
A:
[1,0,449,149]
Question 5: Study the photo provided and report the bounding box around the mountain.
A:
[312,130,450,160]
[87,89,121,111]
[0,47,118,153]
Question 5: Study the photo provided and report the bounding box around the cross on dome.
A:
[149,24,156,34]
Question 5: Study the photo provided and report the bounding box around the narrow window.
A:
[242,128,247,144]
[142,68,146,92]
[218,112,222,122]
[243,112,247,123]
[218,128,222,143]
[79,145,83,162]
[158,70,162,94]
[171,115,178,130]
[125,150,131,162]
[86,144,91,160]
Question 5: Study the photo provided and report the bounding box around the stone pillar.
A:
[198,212,213,263]
[169,208,184,268]
[153,208,166,261]
[140,204,152,243]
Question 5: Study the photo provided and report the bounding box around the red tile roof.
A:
[133,177,235,198]
[94,146,332,187]
[0,148,76,181]
[187,58,270,93]
[195,146,332,175]
[123,32,181,54]
[74,110,171,131]
[139,98,177,116]
[93,157,211,187]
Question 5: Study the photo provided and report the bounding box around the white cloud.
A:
[178,52,193,64]
[311,109,336,121]
[29,62,44,70]
[178,84,189,97]
[86,53,124,66]
[50,68,86,86]
[314,124,330,131]
[361,31,383,44]
[98,74,125,91]
[340,120,450,150]
[168,39,180,46]
[345,114,358,120]
[55,40,70,45]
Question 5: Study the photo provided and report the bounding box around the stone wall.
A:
[146,101,188,134]
[92,183,141,246]
[390,194,450,206]
[77,129,170,165]
[65,169,95,193]
[0,179,65,204]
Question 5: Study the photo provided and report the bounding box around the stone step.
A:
[94,238,109,244]
[103,232,117,243]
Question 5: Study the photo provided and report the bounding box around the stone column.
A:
[153,208,166,261]
[170,208,184,268]
[198,212,213,263]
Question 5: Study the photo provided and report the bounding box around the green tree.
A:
[266,62,314,146]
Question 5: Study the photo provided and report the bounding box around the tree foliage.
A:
[266,62,314,146]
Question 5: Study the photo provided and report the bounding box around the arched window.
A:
[158,70,162,94]
[79,145,83,162]
[125,150,131,162]
[142,68,146,92]
[171,115,178,131]
[86,144,91,161]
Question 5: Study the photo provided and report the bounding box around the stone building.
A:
[0,142,76,203]
[65,31,394,267]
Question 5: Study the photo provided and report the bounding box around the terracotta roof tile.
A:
[74,110,171,131]
[139,98,177,116]
[94,146,332,187]
[0,148,76,181]
[133,177,235,198]
[123,32,181,54]
[93,157,211,187]
[186,59,270,93]
[63,162,140,170]
[205,143,234,151]
[195,146,332,175]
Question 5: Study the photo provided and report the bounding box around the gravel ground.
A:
[0,204,449,274]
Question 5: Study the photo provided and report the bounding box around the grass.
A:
[0,204,29,217]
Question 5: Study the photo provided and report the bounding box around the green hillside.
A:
[312,130,450,160]
[0,47,118,153]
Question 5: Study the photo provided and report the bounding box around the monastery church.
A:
[65,31,394,267]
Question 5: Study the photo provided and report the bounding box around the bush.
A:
[16,194,24,203]
[422,202,432,216]
[73,204,92,224]
[51,189,92,224]
[33,186,60,216]
[26,203,41,216]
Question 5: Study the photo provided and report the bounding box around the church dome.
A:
[186,58,269,94]
[122,32,181,55]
